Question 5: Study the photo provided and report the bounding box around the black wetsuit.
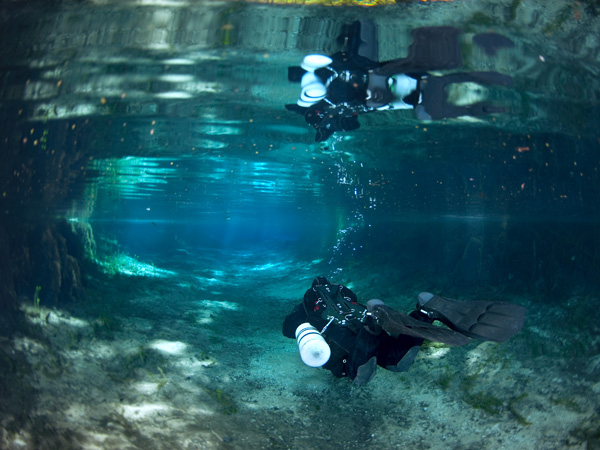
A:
[282,281,425,381]
[286,22,514,142]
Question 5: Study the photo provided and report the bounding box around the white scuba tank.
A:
[295,323,331,367]
[300,54,332,72]
[297,72,327,107]
[296,54,331,107]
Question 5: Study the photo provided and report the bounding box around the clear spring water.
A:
[1,0,600,448]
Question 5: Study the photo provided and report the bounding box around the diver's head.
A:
[312,276,330,287]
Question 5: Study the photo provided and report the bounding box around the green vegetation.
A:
[551,397,584,413]
[420,340,447,350]
[509,393,532,426]
[436,366,456,391]
[91,308,121,340]
[459,364,531,424]
[509,0,522,22]
[148,366,168,392]
[66,330,81,350]
[570,413,600,448]
[469,12,496,27]
[39,347,67,379]
[197,352,217,367]
[126,346,148,367]
[204,387,238,415]
[106,346,169,387]
[99,413,154,448]
[542,6,572,34]
[463,390,504,415]
[33,286,42,313]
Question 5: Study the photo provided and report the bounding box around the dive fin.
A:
[370,305,471,347]
[418,293,526,343]
[376,26,463,77]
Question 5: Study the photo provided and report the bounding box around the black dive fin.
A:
[418,293,526,343]
[375,26,463,77]
[371,305,471,347]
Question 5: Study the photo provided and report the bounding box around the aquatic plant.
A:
[99,413,154,448]
[436,366,455,391]
[148,366,168,392]
[124,346,147,368]
[98,251,173,278]
[460,373,532,424]
[90,308,120,340]
[508,393,532,426]
[508,0,522,22]
[40,347,67,379]
[551,397,584,413]
[33,286,41,313]
[463,390,504,415]
[204,387,238,415]
[469,12,496,27]
[570,412,600,448]
[542,6,573,34]
[66,330,81,350]
[197,351,217,367]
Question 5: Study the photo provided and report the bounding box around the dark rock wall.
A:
[0,219,93,313]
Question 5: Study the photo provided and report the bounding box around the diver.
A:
[282,276,526,385]
[285,20,515,141]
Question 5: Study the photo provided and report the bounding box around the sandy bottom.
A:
[1,261,599,450]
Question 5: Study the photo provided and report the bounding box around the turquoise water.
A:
[1,1,599,449]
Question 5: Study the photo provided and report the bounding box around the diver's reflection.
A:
[286,20,514,142]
